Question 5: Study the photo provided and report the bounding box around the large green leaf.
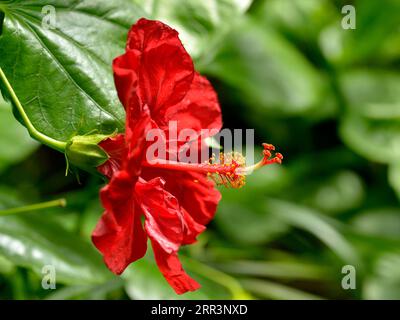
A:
[0,98,38,173]
[0,0,146,142]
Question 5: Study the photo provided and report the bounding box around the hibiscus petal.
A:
[135,177,185,252]
[151,241,201,295]
[139,44,194,116]
[142,169,221,226]
[97,105,152,178]
[135,177,200,293]
[125,106,153,173]
[94,107,152,275]
[98,134,126,179]
[92,170,147,275]
[124,18,195,119]
[113,50,140,109]
[180,207,206,245]
[114,18,222,141]
[127,18,185,52]
[163,73,222,135]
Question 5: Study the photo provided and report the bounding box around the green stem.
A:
[0,198,67,216]
[0,67,67,152]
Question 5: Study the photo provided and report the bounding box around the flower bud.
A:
[65,134,112,170]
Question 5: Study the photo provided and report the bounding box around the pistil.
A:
[142,143,283,188]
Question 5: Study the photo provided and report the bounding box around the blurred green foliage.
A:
[0,0,400,299]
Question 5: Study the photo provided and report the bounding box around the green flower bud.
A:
[65,134,112,170]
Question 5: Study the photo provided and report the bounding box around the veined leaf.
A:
[0,0,146,142]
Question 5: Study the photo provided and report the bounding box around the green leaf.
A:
[268,199,359,264]
[0,0,146,142]
[351,208,400,240]
[203,17,326,117]
[0,189,111,285]
[339,71,400,163]
[0,99,38,173]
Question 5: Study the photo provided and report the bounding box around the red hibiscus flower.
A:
[92,18,282,295]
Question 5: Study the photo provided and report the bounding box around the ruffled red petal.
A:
[113,50,140,110]
[135,177,202,294]
[113,18,222,137]
[152,241,200,295]
[98,134,126,179]
[142,168,221,226]
[127,18,185,52]
[135,177,184,253]
[162,73,222,135]
[126,19,194,116]
[93,108,152,275]
[92,170,147,275]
